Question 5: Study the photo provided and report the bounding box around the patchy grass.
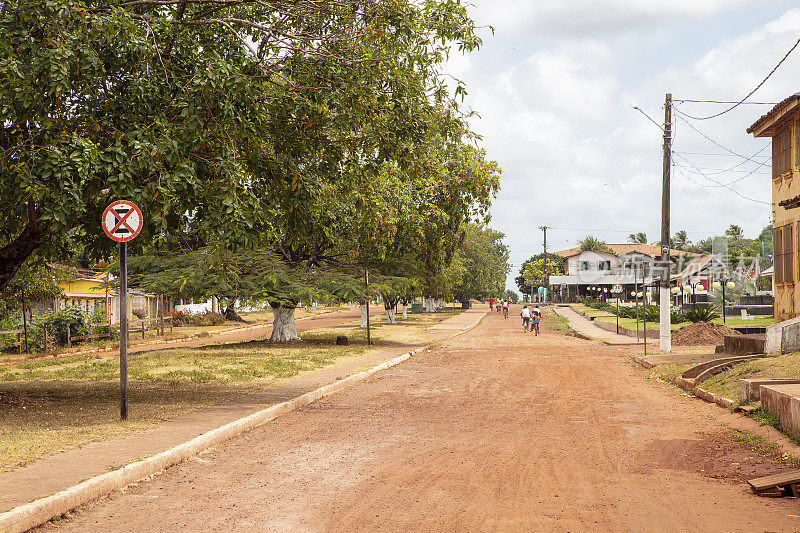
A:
[544,312,574,334]
[0,380,258,472]
[701,354,800,402]
[0,308,464,470]
[725,427,800,468]
[643,362,692,385]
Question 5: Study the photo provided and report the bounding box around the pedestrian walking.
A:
[521,305,531,332]
[489,297,495,312]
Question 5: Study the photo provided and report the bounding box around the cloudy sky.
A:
[446,1,800,289]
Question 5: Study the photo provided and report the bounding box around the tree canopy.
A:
[1,0,494,294]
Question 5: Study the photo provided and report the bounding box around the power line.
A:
[672,155,770,204]
[675,33,800,120]
[674,99,778,105]
[674,150,769,158]
[675,115,769,165]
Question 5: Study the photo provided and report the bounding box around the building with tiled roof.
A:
[548,244,696,301]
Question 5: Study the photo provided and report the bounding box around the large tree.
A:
[0,0,483,292]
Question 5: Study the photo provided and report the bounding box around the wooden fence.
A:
[0,329,23,354]
[66,316,174,347]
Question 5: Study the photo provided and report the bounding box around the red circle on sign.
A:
[102,201,143,242]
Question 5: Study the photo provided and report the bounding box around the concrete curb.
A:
[0,310,487,533]
[693,386,735,409]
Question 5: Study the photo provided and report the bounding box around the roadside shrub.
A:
[683,304,720,323]
[173,310,226,327]
[169,309,190,326]
[132,308,146,319]
[191,311,225,326]
[36,306,88,345]
[671,308,687,324]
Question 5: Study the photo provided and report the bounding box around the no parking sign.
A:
[102,200,143,242]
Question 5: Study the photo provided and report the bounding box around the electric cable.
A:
[674,33,800,120]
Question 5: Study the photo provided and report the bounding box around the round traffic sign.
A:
[102,200,143,242]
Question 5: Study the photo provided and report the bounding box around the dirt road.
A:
[49,306,800,532]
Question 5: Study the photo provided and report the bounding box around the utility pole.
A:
[659,93,673,354]
[539,226,549,304]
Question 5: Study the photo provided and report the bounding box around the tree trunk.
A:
[0,201,41,292]
[270,305,299,342]
[402,302,408,320]
[360,303,368,328]
[385,308,396,324]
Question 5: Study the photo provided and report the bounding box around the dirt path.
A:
[47,306,800,532]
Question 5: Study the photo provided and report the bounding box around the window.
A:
[579,261,589,271]
[796,119,800,168]
[598,261,611,271]
[773,123,793,178]
[785,224,794,283]
[774,226,783,283]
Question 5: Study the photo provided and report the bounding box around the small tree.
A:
[578,236,613,253]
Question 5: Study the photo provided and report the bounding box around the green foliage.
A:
[515,253,563,295]
[628,232,647,244]
[683,304,721,323]
[0,0,495,297]
[36,306,88,345]
[504,290,518,304]
[578,236,613,253]
[450,224,509,303]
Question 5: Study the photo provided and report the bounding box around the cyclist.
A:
[502,300,509,319]
[521,305,531,332]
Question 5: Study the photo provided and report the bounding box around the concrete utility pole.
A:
[539,226,550,304]
[659,93,673,354]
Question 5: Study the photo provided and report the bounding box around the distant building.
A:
[748,94,800,320]
[549,244,693,300]
[32,264,160,324]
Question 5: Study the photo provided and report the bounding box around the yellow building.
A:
[748,93,800,321]
[52,265,115,322]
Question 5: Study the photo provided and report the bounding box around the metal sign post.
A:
[102,200,143,421]
[612,284,622,335]
[364,268,371,346]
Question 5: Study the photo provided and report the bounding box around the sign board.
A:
[102,201,143,242]
[612,284,623,293]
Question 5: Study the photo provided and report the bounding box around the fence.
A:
[65,316,173,349]
[0,329,23,354]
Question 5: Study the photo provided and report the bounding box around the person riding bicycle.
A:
[521,305,531,332]
[502,300,509,319]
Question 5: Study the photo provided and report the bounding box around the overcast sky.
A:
[446,1,800,289]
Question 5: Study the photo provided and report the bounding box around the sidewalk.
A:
[553,306,642,346]
[0,307,485,512]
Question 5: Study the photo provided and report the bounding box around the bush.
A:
[132,308,146,319]
[169,309,190,326]
[683,304,720,323]
[170,310,225,327]
[671,308,687,324]
[36,306,88,345]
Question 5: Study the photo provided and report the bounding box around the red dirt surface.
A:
[42,307,800,532]
[672,321,742,346]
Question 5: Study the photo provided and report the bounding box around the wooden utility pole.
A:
[659,93,673,354]
[539,226,550,303]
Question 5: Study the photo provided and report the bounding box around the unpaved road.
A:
[48,306,800,532]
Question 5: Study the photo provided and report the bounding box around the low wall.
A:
[723,334,765,355]
[765,315,800,355]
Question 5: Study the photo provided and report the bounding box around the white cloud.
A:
[470,0,749,37]
[445,3,794,288]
